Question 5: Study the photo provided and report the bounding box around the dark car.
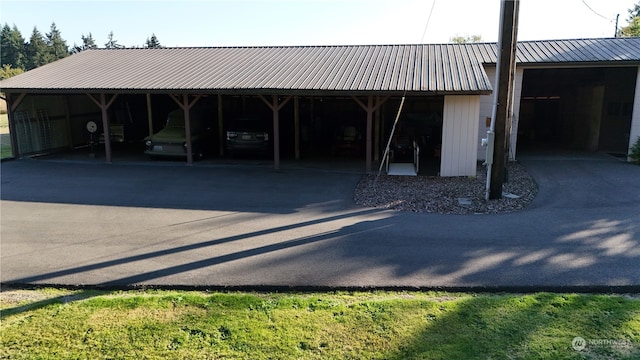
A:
[144,108,214,159]
[225,118,271,155]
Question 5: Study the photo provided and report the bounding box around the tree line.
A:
[0,22,162,79]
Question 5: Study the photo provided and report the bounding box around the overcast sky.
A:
[0,0,635,48]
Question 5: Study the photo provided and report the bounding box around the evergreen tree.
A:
[72,33,98,53]
[26,27,52,69]
[619,1,640,37]
[46,22,69,60]
[145,33,162,48]
[0,24,26,69]
[105,31,124,49]
[82,33,98,49]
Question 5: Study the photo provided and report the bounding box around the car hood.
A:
[147,126,186,143]
[146,126,211,143]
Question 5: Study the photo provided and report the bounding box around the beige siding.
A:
[441,95,480,177]
[477,65,524,161]
[630,66,640,161]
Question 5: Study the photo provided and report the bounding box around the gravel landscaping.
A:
[355,162,538,214]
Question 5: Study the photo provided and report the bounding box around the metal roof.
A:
[466,37,640,64]
[1,38,639,94]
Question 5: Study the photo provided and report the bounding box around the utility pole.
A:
[487,0,520,200]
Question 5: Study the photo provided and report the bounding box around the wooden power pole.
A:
[488,0,519,200]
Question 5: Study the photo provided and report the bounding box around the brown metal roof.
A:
[2,38,639,94]
[0,44,492,94]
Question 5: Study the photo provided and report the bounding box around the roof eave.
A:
[0,88,493,96]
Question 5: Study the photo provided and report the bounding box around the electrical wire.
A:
[581,0,613,20]
[420,0,438,43]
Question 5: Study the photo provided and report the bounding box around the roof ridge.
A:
[83,37,639,51]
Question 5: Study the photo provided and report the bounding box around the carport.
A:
[0,45,491,176]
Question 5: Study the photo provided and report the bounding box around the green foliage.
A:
[0,24,26,69]
[105,30,124,49]
[450,35,483,44]
[1,290,639,359]
[0,64,24,79]
[146,33,162,48]
[26,27,52,70]
[46,22,69,61]
[619,16,640,37]
[630,136,640,165]
[620,1,640,37]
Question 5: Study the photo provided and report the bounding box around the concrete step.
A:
[387,163,417,176]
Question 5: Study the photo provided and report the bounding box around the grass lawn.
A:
[1,289,639,359]
[0,113,12,159]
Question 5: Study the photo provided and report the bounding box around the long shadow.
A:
[0,159,363,214]
[100,220,379,286]
[7,208,384,285]
[385,293,640,359]
[0,289,105,318]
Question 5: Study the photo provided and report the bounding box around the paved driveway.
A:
[1,153,639,290]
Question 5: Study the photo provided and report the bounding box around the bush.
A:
[630,136,640,165]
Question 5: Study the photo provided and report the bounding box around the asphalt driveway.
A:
[1,153,639,290]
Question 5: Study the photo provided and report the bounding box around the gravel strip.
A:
[354,162,538,214]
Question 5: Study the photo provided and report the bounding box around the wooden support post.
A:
[365,96,373,173]
[352,95,389,173]
[259,95,292,170]
[182,95,194,165]
[218,95,225,157]
[294,96,300,160]
[87,93,118,163]
[374,96,381,162]
[169,94,202,165]
[100,94,113,164]
[489,0,519,199]
[146,94,153,137]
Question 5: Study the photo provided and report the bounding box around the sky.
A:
[0,0,636,48]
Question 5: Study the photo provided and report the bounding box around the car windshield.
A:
[229,118,266,132]
[165,111,184,128]
[164,110,205,132]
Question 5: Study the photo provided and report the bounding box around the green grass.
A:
[0,113,12,159]
[1,289,639,359]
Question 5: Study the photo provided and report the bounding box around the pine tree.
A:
[26,27,52,70]
[145,33,162,48]
[46,22,69,60]
[0,24,27,69]
[72,33,98,53]
[105,31,124,49]
[82,33,97,49]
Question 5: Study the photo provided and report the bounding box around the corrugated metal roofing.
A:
[1,38,639,94]
[468,37,640,64]
[0,44,493,94]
